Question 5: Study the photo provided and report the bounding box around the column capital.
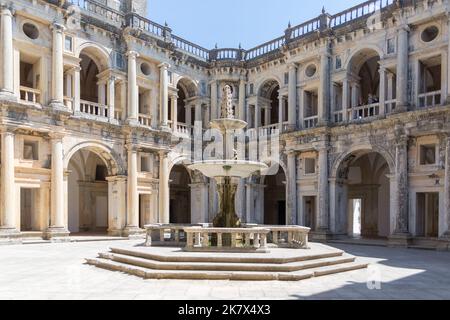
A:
[49,132,65,141]
[397,23,410,33]
[126,51,139,59]
[158,62,170,69]
[0,5,13,17]
[51,23,66,33]
[288,62,298,70]
[125,143,140,152]
[106,175,127,182]
[0,126,16,135]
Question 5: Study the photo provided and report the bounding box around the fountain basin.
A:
[210,118,248,131]
[189,160,268,179]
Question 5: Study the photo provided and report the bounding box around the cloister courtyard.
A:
[0,239,449,300]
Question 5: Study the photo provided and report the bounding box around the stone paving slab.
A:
[0,240,449,300]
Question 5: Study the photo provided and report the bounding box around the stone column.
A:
[210,80,218,120]
[125,145,140,235]
[159,151,170,224]
[255,100,261,129]
[443,136,450,237]
[278,95,284,131]
[46,134,69,238]
[107,75,116,121]
[171,95,178,132]
[238,78,246,121]
[127,51,139,122]
[318,44,330,125]
[315,141,330,235]
[342,78,349,122]
[245,182,255,223]
[387,72,394,112]
[379,67,386,116]
[287,152,298,225]
[106,176,127,236]
[195,102,202,126]
[50,23,65,108]
[72,66,81,113]
[389,133,411,246]
[185,105,192,127]
[298,88,305,129]
[396,25,409,111]
[0,6,14,98]
[0,130,18,235]
[190,182,209,223]
[98,80,106,105]
[159,62,170,129]
[288,64,297,130]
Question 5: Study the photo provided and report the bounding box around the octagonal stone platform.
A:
[86,243,368,281]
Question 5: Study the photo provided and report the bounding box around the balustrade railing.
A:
[66,0,124,26]
[245,36,285,61]
[172,35,210,61]
[333,111,344,123]
[348,103,380,121]
[184,227,270,253]
[260,123,281,136]
[80,100,108,118]
[265,226,310,249]
[329,0,395,28]
[19,86,41,105]
[138,113,152,127]
[418,91,442,108]
[385,99,397,114]
[126,13,165,38]
[63,96,74,111]
[289,17,322,41]
[304,116,319,129]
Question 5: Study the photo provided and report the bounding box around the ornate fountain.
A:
[188,85,268,228]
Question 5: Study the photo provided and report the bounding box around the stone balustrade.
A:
[144,224,210,247]
[184,227,270,253]
[264,226,310,249]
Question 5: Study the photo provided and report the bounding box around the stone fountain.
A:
[189,85,268,228]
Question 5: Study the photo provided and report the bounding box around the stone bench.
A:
[183,227,270,253]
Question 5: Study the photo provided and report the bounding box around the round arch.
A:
[256,77,282,98]
[64,142,123,176]
[344,45,384,72]
[77,42,111,72]
[175,77,199,98]
[331,144,395,179]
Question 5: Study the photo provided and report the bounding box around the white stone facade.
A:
[0,0,450,248]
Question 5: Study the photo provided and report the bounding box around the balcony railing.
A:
[172,35,210,61]
[245,36,285,61]
[260,124,280,136]
[348,103,380,121]
[138,113,152,127]
[63,96,74,111]
[80,100,108,118]
[329,0,395,28]
[385,99,397,114]
[19,86,41,105]
[333,111,344,124]
[174,123,192,137]
[66,0,124,27]
[304,116,319,129]
[289,17,322,41]
[418,91,442,109]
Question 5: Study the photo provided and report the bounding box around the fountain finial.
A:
[220,85,234,119]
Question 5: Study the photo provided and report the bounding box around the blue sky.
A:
[148,0,364,49]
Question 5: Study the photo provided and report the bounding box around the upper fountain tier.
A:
[210,85,247,133]
[188,85,268,179]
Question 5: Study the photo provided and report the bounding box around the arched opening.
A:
[258,79,283,126]
[176,83,187,124]
[78,47,109,117]
[347,49,381,119]
[171,78,198,129]
[336,151,391,239]
[67,149,111,234]
[169,165,191,224]
[263,167,287,225]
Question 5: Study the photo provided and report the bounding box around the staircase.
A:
[86,243,368,281]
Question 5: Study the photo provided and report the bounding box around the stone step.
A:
[98,252,356,273]
[86,257,367,281]
[109,246,345,264]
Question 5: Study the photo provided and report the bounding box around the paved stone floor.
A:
[0,240,449,300]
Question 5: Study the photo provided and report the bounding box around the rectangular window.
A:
[304,158,316,174]
[64,35,73,52]
[284,72,289,85]
[387,38,395,54]
[420,145,436,165]
[249,84,254,95]
[141,156,151,172]
[23,140,38,161]
[335,56,342,69]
